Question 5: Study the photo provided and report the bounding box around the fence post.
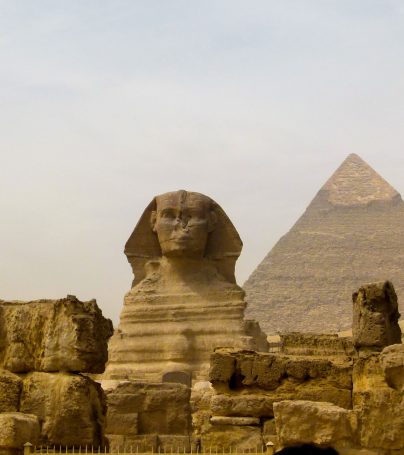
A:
[24,443,33,455]
[266,442,274,455]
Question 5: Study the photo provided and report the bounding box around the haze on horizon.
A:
[1,1,404,325]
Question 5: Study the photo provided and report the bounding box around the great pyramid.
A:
[244,153,404,334]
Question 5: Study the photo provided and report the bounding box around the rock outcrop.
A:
[352,281,401,350]
[105,190,267,382]
[20,372,106,447]
[0,295,113,373]
[244,154,404,334]
[0,295,113,448]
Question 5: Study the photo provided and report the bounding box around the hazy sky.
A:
[1,1,404,325]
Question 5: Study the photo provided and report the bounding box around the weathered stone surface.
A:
[379,343,404,390]
[191,381,215,438]
[210,349,352,391]
[211,394,276,418]
[201,425,263,451]
[0,370,22,413]
[279,333,354,358]
[210,416,260,426]
[352,281,401,350]
[353,353,404,450]
[0,413,40,449]
[244,154,404,334]
[262,418,276,435]
[108,434,158,452]
[209,348,352,415]
[20,372,106,446]
[106,411,138,437]
[103,380,191,440]
[104,190,267,382]
[273,400,356,448]
[0,296,113,373]
[158,435,191,452]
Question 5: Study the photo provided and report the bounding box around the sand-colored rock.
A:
[210,416,260,426]
[210,348,352,388]
[105,190,267,382]
[279,333,354,357]
[208,348,353,425]
[0,296,113,373]
[20,372,106,446]
[353,353,404,451]
[0,370,22,413]
[273,400,357,448]
[108,434,158,452]
[0,413,40,451]
[352,281,401,350]
[103,380,191,442]
[379,343,404,390]
[245,154,404,334]
[200,425,263,451]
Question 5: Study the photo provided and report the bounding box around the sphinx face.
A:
[151,191,214,258]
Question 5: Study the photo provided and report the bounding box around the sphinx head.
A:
[150,190,217,259]
[124,190,242,286]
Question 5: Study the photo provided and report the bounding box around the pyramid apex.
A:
[318,154,400,207]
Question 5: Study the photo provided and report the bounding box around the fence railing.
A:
[25,443,273,455]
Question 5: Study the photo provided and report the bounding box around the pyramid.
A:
[244,153,404,334]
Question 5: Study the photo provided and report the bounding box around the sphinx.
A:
[104,190,267,381]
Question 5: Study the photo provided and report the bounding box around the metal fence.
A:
[26,443,271,455]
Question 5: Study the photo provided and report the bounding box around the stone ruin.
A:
[0,296,113,453]
[0,188,403,455]
[195,280,403,454]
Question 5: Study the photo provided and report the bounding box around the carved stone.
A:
[105,190,267,381]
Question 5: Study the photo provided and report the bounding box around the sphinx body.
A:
[105,190,267,382]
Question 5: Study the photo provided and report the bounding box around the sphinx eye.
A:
[161,209,176,219]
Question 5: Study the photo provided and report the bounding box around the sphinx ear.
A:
[150,211,157,232]
[208,210,218,233]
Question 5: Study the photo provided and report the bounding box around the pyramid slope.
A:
[244,155,404,335]
[317,153,399,207]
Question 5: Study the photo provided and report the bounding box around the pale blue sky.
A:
[1,1,404,324]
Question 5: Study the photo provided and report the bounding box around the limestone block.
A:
[273,400,356,448]
[106,411,138,437]
[0,413,40,449]
[201,425,263,451]
[210,349,352,392]
[379,343,404,390]
[353,354,404,450]
[0,370,22,413]
[158,435,191,452]
[108,434,158,452]
[211,394,276,417]
[105,381,191,436]
[262,418,276,435]
[0,296,113,373]
[279,333,354,357]
[20,372,106,446]
[352,281,401,350]
[209,352,236,383]
[210,416,260,426]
